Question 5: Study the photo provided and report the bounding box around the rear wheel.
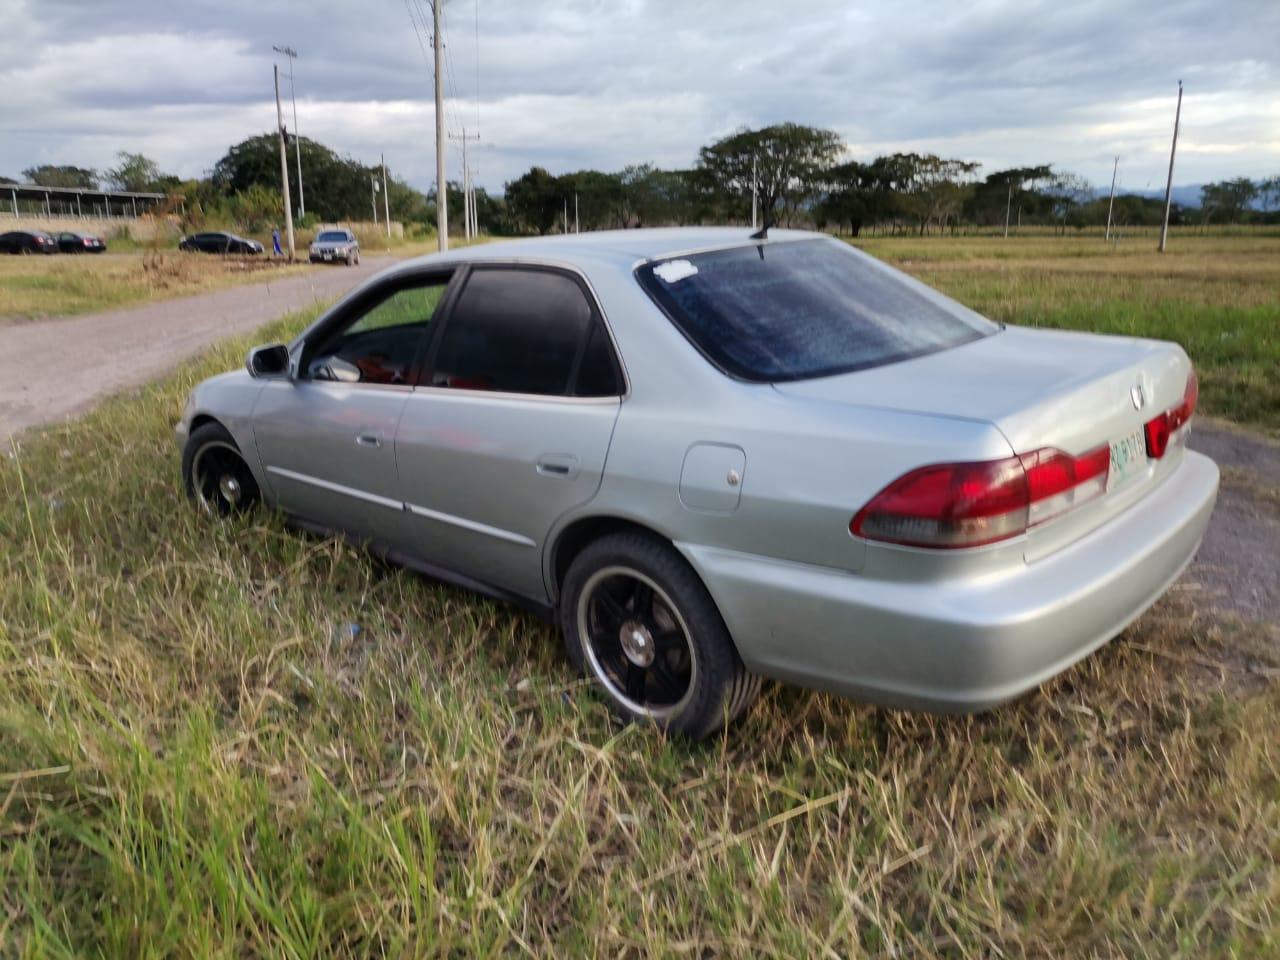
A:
[560,532,759,739]
[182,422,260,517]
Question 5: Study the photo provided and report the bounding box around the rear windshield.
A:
[635,238,996,382]
[317,231,349,242]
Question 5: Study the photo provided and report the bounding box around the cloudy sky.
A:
[2,0,1277,195]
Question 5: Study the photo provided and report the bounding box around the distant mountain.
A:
[1112,184,1204,208]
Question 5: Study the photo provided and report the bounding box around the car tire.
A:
[182,422,261,517]
[560,531,760,739]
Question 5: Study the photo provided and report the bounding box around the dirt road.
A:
[0,256,394,441]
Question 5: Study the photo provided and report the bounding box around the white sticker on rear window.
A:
[653,259,698,284]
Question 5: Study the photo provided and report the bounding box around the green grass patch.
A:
[1,306,1277,955]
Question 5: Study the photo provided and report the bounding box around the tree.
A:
[504,166,563,235]
[106,152,175,192]
[21,164,99,189]
[1200,178,1259,223]
[212,134,425,222]
[697,123,844,225]
[1044,172,1094,232]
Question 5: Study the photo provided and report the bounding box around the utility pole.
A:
[449,127,480,241]
[563,196,568,234]
[433,0,448,251]
[273,45,304,220]
[382,154,391,238]
[1159,80,1183,254]
[1105,155,1119,242]
[273,64,295,259]
[751,155,758,229]
[575,192,579,233]
[1004,182,1012,238]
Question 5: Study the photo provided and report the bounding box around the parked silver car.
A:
[177,228,1218,738]
[309,228,360,266]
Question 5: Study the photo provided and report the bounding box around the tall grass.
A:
[2,298,1277,955]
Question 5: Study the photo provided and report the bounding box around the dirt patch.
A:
[1186,419,1280,628]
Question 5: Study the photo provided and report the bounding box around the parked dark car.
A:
[56,231,107,254]
[179,231,264,255]
[0,230,59,254]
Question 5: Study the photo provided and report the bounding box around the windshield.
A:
[317,231,349,242]
[635,238,996,382]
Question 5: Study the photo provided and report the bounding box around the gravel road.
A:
[0,257,394,441]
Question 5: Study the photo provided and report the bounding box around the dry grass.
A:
[0,251,313,323]
[1,303,1277,956]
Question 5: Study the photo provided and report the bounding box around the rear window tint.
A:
[635,238,995,382]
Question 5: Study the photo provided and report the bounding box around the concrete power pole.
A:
[575,193,579,233]
[273,45,304,220]
[433,0,448,251]
[273,64,295,259]
[450,128,480,241]
[382,154,391,238]
[1105,155,1119,242]
[1004,182,1012,238]
[751,155,758,230]
[1158,80,1184,254]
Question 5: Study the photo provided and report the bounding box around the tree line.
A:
[5,123,1278,236]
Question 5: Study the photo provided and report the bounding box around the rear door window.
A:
[635,238,996,382]
[426,267,620,397]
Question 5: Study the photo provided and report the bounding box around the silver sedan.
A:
[176,228,1219,738]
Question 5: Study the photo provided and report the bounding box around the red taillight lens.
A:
[1145,369,1198,459]
[852,444,1110,549]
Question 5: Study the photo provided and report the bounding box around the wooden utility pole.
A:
[1105,155,1119,242]
[273,64,295,259]
[433,0,448,251]
[1159,80,1183,253]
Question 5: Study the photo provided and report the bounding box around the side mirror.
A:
[246,343,291,379]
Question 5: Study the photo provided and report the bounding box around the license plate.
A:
[323,253,333,260]
[1109,429,1147,489]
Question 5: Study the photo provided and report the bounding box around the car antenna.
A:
[749,220,769,241]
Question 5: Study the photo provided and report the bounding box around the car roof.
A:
[394,226,823,275]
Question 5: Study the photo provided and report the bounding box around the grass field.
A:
[1,235,1278,956]
[0,252,313,323]
[853,233,1280,435]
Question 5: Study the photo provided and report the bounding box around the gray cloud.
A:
[1,0,1275,194]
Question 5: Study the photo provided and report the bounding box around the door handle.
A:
[355,432,382,448]
[536,453,579,479]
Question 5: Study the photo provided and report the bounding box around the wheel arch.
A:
[547,514,676,604]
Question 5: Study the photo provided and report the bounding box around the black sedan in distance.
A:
[179,231,264,255]
[57,231,107,253]
[0,230,59,254]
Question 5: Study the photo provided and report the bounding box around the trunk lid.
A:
[773,325,1190,456]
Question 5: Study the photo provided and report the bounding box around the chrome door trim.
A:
[404,499,537,547]
[265,466,404,511]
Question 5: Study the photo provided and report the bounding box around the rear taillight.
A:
[1144,369,1198,459]
[851,443,1110,549]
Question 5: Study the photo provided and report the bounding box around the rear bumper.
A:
[679,450,1219,713]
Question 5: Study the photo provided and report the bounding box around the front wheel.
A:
[560,532,760,739]
[182,422,260,516]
